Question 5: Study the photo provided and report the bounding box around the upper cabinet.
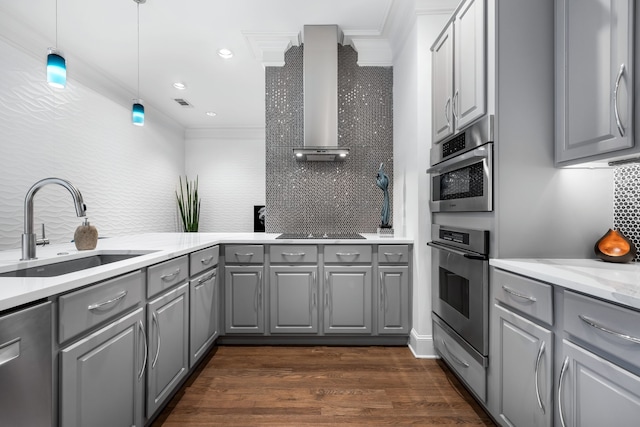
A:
[555,0,635,165]
[432,0,486,144]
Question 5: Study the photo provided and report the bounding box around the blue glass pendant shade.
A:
[47,51,66,88]
[132,102,145,126]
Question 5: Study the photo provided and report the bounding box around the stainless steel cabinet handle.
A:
[325,272,331,313]
[558,356,570,427]
[137,320,147,380]
[534,341,546,414]
[160,268,180,282]
[151,312,161,369]
[335,252,359,257]
[87,290,128,311]
[200,255,214,265]
[379,272,384,311]
[614,63,626,137]
[258,271,263,309]
[282,252,305,257]
[196,271,217,288]
[0,338,20,367]
[312,271,317,308]
[235,252,254,258]
[452,90,459,122]
[501,285,537,302]
[445,97,452,129]
[578,314,640,344]
[383,252,404,257]
[440,338,469,368]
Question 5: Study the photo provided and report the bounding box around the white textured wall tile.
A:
[185,136,266,232]
[0,38,185,252]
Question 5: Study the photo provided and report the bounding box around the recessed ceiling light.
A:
[206,111,217,117]
[217,48,233,59]
[173,82,186,90]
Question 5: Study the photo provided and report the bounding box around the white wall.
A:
[184,128,266,232]
[0,38,185,251]
[391,1,455,357]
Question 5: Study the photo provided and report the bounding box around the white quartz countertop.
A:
[0,232,413,311]
[490,258,640,311]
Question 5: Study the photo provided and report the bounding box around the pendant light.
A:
[47,0,66,88]
[132,0,146,126]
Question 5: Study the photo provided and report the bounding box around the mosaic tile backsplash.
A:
[614,164,640,261]
[265,45,394,234]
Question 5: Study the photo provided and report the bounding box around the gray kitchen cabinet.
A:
[225,265,265,334]
[270,265,318,333]
[60,307,146,427]
[555,0,635,165]
[378,266,410,334]
[494,304,552,427]
[431,0,486,144]
[189,267,219,367]
[146,282,189,418]
[323,265,372,334]
[558,339,640,427]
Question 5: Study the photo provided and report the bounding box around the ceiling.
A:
[0,0,399,130]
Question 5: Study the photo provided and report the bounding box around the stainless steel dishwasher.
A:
[0,300,52,427]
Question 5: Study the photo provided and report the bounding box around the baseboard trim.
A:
[408,328,438,358]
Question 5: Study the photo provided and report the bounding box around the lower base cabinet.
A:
[558,340,640,427]
[146,282,189,418]
[378,266,410,334]
[190,268,219,367]
[323,266,372,334]
[494,304,552,427]
[225,266,264,334]
[270,265,318,333]
[60,307,146,427]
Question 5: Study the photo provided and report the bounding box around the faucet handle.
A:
[36,223,49,246]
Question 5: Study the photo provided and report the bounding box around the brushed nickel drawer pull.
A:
[160,269,180,282]
[282,252,305,257]
[336,252,359,257]
[383,252,404,257]
[235,252,254,257]
[196,271,217,287]
[200,255,214,265]
[502,285,537,302]
[578,315,640,344]
[87,290,128,311]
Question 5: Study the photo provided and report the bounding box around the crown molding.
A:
[242,31,301,67]
[350,39,393,67]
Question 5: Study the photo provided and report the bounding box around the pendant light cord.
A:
[137,1,140,99]
[55,0,58,47]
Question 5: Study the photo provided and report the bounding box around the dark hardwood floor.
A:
[151,346,496,426]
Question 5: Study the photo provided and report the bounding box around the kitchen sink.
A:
[0,252,155,278]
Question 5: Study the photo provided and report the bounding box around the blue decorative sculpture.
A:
[376,163,390,227]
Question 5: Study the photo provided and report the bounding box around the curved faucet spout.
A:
[22,178,87,260]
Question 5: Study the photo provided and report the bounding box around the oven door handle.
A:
[426,144,491,175]
[427,242,488,261]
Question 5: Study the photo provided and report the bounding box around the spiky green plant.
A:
[176,176,201,232]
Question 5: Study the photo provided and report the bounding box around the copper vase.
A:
[594,229,637,263]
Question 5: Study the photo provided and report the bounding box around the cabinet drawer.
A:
[190,245,219,276]
[564,290,640,371]
[324,245,372,263]
[433,318,486,402]
[147,255,189,298]
[225,245,264,264]
[270,245,318,263]
[378,245,409,264]
[493,268,553,325]
[59,270,144,343]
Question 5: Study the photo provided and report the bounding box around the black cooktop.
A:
[276,233,366,240]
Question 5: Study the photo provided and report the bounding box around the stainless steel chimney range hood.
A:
[293,25,349,162]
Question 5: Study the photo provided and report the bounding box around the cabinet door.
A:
[432,23,455,144]
[225,265,264,334]
[60,307,146,427]
[270,266,318,333]
[378,266,410,334]
[147,282,189,417]
[555,0,634,163]
[323,266,372,334]
[454,0,486,130]
[190,268,218,367]
[495,304,552,427]
[558,340,640,427]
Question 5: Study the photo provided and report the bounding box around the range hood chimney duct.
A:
[293,25,348,162]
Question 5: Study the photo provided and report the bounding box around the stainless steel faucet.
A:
[21,178,86,260]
